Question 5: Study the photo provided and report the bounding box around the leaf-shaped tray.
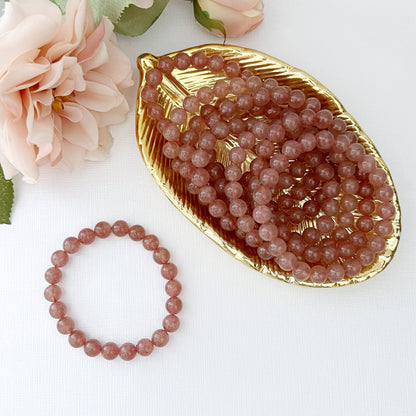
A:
[136,44,401,287]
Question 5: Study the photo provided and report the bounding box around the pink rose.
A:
[195,0,264,38]
[0,0,133,183]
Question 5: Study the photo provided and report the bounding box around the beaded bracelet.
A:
[44,220,182,361]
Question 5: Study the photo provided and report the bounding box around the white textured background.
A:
[1,0,415,415]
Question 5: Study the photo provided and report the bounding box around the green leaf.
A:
[50,0,138,25]
[192,0,225,38]
[114,0,169,36]
[0,166,14,225]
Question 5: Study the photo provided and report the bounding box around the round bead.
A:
[112,220,129,237]
[51,250,69,267]
[57,317,74,334]
[45,267,62,284]
[166,297,183,314]
[165,280,182,297]
[94,221,112,238]
[84,339,102,357]
[163,315,180,332]
[49,301,66,319]
[310,265,328,284]
[293,262,312,282]
[63,237,80,254]
[119,343,137,361]
[137,338,154,356]
[143,234,159,251]
[69,330,86,348]
[44,285,62,302]
[129,225,146,241]
[152,329,169,347]
[78,228,95,245]
[327,264,345,282]
[161,263,178,280]
[102,342,119,360]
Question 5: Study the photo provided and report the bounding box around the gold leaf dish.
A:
[136,44,401,288]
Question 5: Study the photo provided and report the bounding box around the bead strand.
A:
[44,221,181,360]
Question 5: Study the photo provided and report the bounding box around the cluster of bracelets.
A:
[140,51,395,284]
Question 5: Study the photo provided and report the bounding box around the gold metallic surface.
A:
[136,44,401,287]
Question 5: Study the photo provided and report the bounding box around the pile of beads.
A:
[44,221,182,360]
[140,51,396,284]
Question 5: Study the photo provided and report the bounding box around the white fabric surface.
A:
[1,0,415,415]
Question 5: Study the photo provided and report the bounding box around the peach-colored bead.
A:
[137,338,154,356]
[94,221,112,238]
[166,297,182,314]
[161,263,178,280]
[44,285,62,302]
[63,237,80,254]
[69,330,86,348]
[165,280,182,297]
[57,317,74,334]
[152,329,169,347]
[45,267,62,284]
[84,339,101,357]
[153,247,170,264]
[163,315,180,332]
[112,220,129,237]
[51,250,69,267]
[119,343,137,361]
[78,228,95,244]
[49,301,66,319]
[129,225,146,241]
[143,234,159,251]
[102,342,119,360]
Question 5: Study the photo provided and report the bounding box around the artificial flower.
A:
[193,0,264,38]
[0,0,133,183]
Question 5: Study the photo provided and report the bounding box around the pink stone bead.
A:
[322,199,340,216]
[183,96,200,113]
[289,89,305,108]
[137,338,154,356]
[358,155,376,173]
[152,329,169,347]
[111,221,129,237]
[119,343,137,361]
[344,259,362,277]
[230,77,246,95]
[282,112,300,133]
[57,317,74,334]
[368,235,386,253]
[224,61,240,78]
[229,147,246,165]
[63,237,80,254]
[166,297,182,314]
[51,250,69,267]
[158,56,174,73]
[162,124,180,141]
[69,330,86,348]
[310,265,328,284]
[147,102,164,120]
[161,262,178,280]
[192,149,211,168]
[44,285,62,302]
[271,86,290,104]
[209,199,227,218]
[49,301,67,319]
[253,205,272,224]
[129,225,146,241]
[153,247,170,264]
[94,221,112,238]
[257,244,273,260]
[208,55,224,72]
[282,140,302,159]
[102,342,119,360]
[327,263,345,282]
[268,238,287,257]
[304,246,322,263]
[229,199,248,217]
[260,168,279,187]
[356,216,374,233]
[170,108,187,125]
[191,168,210,187]
[374,219,393,237]
[259,223,278,242]
[346,143,365,162]
[236,215,255,233]
[45,267,62,284]
[316,130,335,150]
[141,85,158,103]
[246,76,262,92]
[165,280,182,297]
[163,315,180,332]
[252,185,272,205]
[341,178,359,194]
[305,97,321,112]
[315,109,333,129]
[357,247,375,266]
[340,194,358,212]
[238,131,256,149]
[224,182,243,200]
[375,185,394,202]
[277,252,298,271]
[213,80,231,98]
[316,216,335,234]
[145,68,163,86]
[211,121,229,139]
[316,163,335,181]
[78,228,95,244]
[369,168,388,187]
[197,87,214,104]
[174,52,191,70]
[84,339,102,357]
[192,51,208,69]
[254,87,271,106]
[376,202,396,219]
[143,234,159,251]
[236,93,254,111]
[293,262,312,282]
[338,212,354,228]
[198,186,217,205]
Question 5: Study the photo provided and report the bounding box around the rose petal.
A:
[85,127,113,161]
[212,0,262,12]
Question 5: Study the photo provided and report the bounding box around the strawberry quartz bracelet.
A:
[44,220,182,361]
